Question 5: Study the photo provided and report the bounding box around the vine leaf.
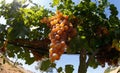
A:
[52,0,59,6]
[40,59,51,71]
[0,25,6,32]
[25,57,35,65]
[57,67,62,73]
[50,63,56,68]
[88,58,98,69]
[8,22,29,40]
[65,65,74,73]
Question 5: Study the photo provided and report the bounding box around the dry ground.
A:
[0,54,32,73]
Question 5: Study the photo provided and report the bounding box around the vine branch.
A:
[0,37,50,54]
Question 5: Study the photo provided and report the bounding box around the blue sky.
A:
[0,0,120,73]
[54,54,107,73]
[109,0,120,17]
[9,54,107,73]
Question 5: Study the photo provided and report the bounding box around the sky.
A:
[9,54,107,73]
[0,0,120,73]
[109,0,120,17]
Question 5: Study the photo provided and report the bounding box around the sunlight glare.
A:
[0,16,6,25]
[5,0,13,3]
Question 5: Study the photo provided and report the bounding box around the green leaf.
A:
[114,29,120,39]
[25,57,35,65]
[88,57,98,69]
[8,52,14,57]
[0,25,6,32]
[40,59,51,71]
[109,4,118,16]
[52,0,60,6]
[65,65,74,73]
[89,2,96,10]
[81,36,86,39]
[8,22,29,40]
[57,67,62,72]
[50,63,56,68]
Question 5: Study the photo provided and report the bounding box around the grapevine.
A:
[41,11,77,62]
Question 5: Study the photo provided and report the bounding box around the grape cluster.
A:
[95,26,109,37]
[95,26,120,66]
[31,50,43,61]
[96,44,120,67]
[41,11,77,62]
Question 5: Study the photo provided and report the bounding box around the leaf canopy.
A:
[0,0,120,73]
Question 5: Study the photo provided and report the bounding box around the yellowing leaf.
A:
[112,39,120,51]
[52,0,59,6]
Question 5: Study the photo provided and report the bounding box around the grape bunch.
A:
[95,26,109,37]
[31,50,43,61]
[41,11,77,62]
[96,44,120,67]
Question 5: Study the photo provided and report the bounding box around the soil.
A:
[0,54,32,73]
